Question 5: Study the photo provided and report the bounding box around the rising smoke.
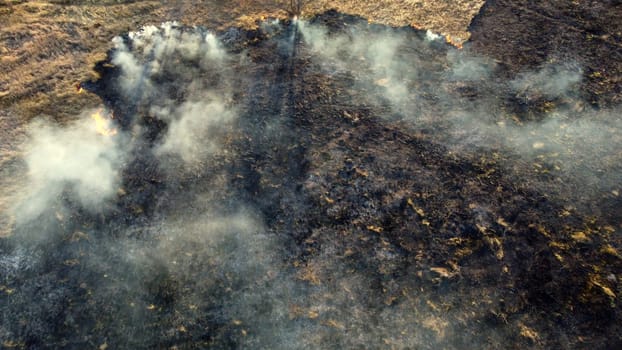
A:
[298,18,621,205]
[13,112,127,225]
[1,14,620,350]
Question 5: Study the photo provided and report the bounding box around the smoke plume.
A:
[1,13,620,350]
[13,111,127,225]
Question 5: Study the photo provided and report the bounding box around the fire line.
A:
[91,109,118,136]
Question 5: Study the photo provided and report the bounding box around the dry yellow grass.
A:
[0,0,482,120]
[305,0,483,41]
[1,1,166,120]
[0,1,483,236]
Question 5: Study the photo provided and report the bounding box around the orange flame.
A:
[91,109,118,136]
[410,22,424,30]
[445,34,463,49]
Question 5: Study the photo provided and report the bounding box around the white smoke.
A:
[2,17,620,350]
[154,98,237,164]
[447,50,495,81]
[112,22,236,167]
[425,29,444,42]
[298,19,621,203]
[298,21,413,107]
[112,36,149,96]
[511,64,583,99]
[13,111,127,224]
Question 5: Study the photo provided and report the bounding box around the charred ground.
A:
[1,2,622,350]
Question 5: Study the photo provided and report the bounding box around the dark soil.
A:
[1,4,621,349]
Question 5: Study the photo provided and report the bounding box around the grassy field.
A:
[0,0,483,239]
[0,0,483,121]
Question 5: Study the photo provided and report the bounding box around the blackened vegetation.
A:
[2,9,621,350]
[469,0,622,108]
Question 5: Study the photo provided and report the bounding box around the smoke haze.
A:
[298,18,620,206]
[14,112,127,224]
[1,13,620,349]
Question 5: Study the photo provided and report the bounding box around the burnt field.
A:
[1,3,622,350]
